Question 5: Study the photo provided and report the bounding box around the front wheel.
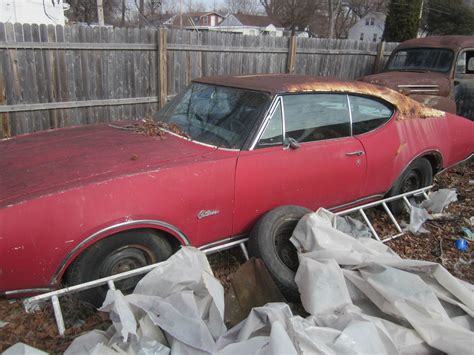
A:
[67,230,173,307]
[387,158,433,215]
[248,205,311,301]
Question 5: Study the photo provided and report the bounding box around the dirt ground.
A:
[0,161,472,353]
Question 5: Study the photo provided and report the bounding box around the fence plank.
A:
[0,23,10,137]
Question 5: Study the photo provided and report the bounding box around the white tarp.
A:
[62,208,473,354]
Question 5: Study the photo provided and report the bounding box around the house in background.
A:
[348,12,386,42]
[0,0,68,25]
[217,14,284,37]
[172,12,225,30]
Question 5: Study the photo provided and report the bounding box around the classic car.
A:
[361,36,474,120]
[1,75,473,305]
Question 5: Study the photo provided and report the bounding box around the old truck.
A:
[361,36,474,120]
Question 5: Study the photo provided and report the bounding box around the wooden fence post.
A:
[373,41,386,74]
[0,89,10,138]
[157,29,168,109]
[0,25,10,138]
[287,35,297,74]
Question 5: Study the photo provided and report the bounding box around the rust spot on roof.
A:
[195,75,444,120]
[395,35,474,53]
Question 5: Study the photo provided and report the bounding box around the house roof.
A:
[148,13,175,26]
[232,14,282,28]
[396,36,474,53]
[169,12,225,27]
[193,74,445,120]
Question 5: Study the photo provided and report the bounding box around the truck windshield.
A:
[156,83,268,149]
[386,48,454,73]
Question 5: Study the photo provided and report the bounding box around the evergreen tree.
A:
[383,0,423,41]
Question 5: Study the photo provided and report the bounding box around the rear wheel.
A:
[67,229,173,307]
[248,205,311,301]
[387,158,433,214]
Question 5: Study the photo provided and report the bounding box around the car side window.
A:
[349,95,393,135]
[283,94,351,143]
[456,50,474,75]
[256,99,283,148]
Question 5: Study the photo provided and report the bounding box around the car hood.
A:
[0,123,216,207]
[360,71,451,97]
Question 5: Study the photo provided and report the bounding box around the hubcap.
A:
[273,219,299,272]
[402,170,421,193]
[99,247,150,292]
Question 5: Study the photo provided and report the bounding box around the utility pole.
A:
[97,0,105,26]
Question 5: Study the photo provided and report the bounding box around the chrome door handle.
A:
[346,151,364,156]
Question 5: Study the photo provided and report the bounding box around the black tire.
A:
[67,229,173,307]
[248,205,311,301]
[387,158,433,215]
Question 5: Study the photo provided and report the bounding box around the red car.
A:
[1,75,473,304]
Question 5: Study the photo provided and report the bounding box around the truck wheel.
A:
[248,205,311,301]
[67,229,173,307]
[387,158,433,215]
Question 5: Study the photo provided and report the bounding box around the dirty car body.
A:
[361,36,474,120]
[1,75,473,298]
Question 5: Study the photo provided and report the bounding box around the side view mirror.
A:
[285,137,301,150]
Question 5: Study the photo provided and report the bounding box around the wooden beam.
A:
[0,96,159,113]
[373,41,386,74]
[157,29,168,109]
[0,42,156,50]
[287,35,297,74]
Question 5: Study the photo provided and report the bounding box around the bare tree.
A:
[67,0,121,24]
[346,0,387,18]
[222,0,263,14]
[184,0,207,12]
[260,0,323,32]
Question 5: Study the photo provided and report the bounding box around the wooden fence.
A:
[0,22,398,138]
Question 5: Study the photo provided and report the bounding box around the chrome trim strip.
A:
[161,128,240,152]
[50,219,190,285]
[346,94,353,136]
[198,234,247,250]
[329,194,384,211]
[5,288,52,296]
[438,153,473,175]
[397,85,439,88]
[335,185,433,215]
[249,95,280,150]
[200,237,249,255]
[280,96,286,143]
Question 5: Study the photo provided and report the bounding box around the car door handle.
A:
[345,151,364,156]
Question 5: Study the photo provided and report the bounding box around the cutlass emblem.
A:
[197,210,220,219]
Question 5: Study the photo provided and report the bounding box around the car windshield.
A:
[386,48,454,73]
[156,83,268,149]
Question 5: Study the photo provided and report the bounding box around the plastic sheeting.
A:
[63,208,473,354]
[403,189,457,234]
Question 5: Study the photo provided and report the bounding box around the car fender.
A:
[48,218,189,287]
[388,149,444,195]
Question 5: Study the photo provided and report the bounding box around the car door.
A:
[348,94,400,195]
[454,49,474,120]
[233,93,367,234]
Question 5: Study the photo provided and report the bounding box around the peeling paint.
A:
[396,143,408,156]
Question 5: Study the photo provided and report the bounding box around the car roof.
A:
[195,74,375,95]
[192,74,445,120]
[395,36,474,52]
